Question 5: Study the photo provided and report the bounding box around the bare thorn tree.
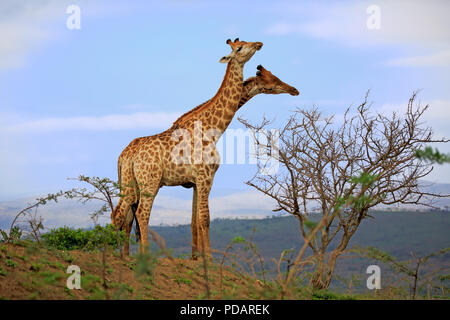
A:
[66,175,120,223]
[239,91,449,290]
[4,191,72,244]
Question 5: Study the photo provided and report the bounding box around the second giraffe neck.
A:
[237,77,260,109]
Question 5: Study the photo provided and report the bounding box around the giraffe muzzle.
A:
[254,42,263,50]
[289,86,300,96]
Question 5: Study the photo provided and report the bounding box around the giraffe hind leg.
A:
[134,181,161,254]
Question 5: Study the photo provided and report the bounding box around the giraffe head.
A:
[219,38,263,64]
[247,65,299,96]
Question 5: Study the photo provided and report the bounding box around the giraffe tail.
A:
[112,157,124,225]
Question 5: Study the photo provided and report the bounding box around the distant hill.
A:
[1,180,449,230]
[148,210,450,292]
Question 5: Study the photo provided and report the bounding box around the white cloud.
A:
[150,190,276,225]
[0,0,132,70]
[378,99,450,140]
[331,97,450,141]
[0,189,277,229]
[265,0,450,67]
[210,190,276,213]
[266,1,450,46]
[385,50,450,67]
[328,97,450,183]
[0,1,65,69]
[2,111,181,133]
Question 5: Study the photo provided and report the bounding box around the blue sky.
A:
[1,0,449,206]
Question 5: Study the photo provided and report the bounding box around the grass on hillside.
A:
[0,238,443,300]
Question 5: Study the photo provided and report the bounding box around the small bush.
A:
[0,227,22,243]
[4,259,17,268]
[173,275,192,285]
[41,224,125,251]
[312,289,356,300]
[30,263,42,272]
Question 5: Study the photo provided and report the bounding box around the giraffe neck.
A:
[201,59,243,133]
[237,77,261,110]
[171,76,262,130]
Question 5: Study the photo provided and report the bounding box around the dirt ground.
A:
[0,242,251,300]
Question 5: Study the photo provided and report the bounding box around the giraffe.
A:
[111,38,263,257]
[113,64,299,257]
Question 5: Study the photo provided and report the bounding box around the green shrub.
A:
[42,224,125,251]
[312,289,356,300]
[173,274,192,285]
[0,227,22,243]
[4,259,17,268]
[30,263,42,272]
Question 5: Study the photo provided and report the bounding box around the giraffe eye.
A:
[236,46,242,52]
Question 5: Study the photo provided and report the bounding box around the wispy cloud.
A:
[331,97,450,139]
[265,0,450,67]
[377,99,450,140]
[0,0,132,70]
[385,50,450,67]
[2,111,181,133]
[329,96,450,183]
[0,0,68,69]
[0,189,277,229]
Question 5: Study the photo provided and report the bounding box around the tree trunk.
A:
[310,252,340,290]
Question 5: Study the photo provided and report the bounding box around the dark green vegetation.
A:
[416,147,450,164]
[148,210,450,294]
[41,224,126,251]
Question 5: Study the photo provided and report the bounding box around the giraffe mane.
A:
[170,99,212,129]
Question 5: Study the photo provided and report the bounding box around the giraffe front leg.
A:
[111,198,133,247]
[195,178,213,258]
[191,185,199,259]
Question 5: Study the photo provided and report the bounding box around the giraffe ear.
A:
[219,55,232,63]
